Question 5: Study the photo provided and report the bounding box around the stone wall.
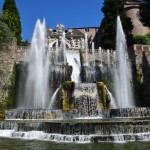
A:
[124,2,150,35]
[0,42,17,110]
[129,44,150,106]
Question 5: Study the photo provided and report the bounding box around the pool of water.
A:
[0,138,150,150]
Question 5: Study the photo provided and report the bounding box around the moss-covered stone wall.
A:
[0,42,16,115]
[61,81,75,110]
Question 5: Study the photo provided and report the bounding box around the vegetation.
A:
[0,13,14,51]
[139,0,150,27]
[100,0,133,49]
[133,34,150,45]
[2,0,22,45]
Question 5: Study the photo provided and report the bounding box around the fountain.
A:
[1,17,150,143]
[23,19,50,109]
[114,16,134,108]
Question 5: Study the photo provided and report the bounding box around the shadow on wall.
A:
[142,51,150,106]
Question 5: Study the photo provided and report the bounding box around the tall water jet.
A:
[61,32,66,65]
[92,42,95,66]
[99,47,103,65]
[55,39,59,63]
[84,33,89,66]
[23,19,50,109]
[107,49,110,67]
[114,16,134,108]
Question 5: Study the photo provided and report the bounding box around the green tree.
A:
[100,0,133,49]
[2,0,22,45]
[140,0,150,27]
[0,13,14,51]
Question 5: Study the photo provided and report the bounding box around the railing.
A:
[133,44,150,51]
[17,46,30,50]
[17,46,116,57]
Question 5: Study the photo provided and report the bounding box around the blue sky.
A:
[0,0,104,41]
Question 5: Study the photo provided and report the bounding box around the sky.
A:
[0,0,104,41]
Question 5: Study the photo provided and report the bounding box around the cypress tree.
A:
[2,0,22,45]
[100,0,133,49]
[140,0,150,27]
[0,12,14,51]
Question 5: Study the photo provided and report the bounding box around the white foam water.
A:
[0,130,92,143]
[1,130,150,143]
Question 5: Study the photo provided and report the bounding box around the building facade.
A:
[47,24,101,49]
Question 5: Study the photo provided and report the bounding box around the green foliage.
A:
[0,13,14,51]
[133,34,150,45]
[140,0,150,27]
[3,0,22,45]
[100,0,133,49]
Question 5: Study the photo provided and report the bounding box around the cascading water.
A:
[23,19,50,109]
[114,16,134,108]
[66,50,81,83]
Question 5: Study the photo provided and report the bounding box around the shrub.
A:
[133,34,150,45]
[0,13,14,51]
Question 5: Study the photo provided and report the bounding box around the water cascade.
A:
[114,16,134,108]
[66,50,81,83]
[23,19,50,109]
[74,83,101,118]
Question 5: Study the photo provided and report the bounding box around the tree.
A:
[0,13,14,51]
[2,0,22,45]
[140,0,150,27]
[100,0,133,49]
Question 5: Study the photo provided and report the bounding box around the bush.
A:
[133,34,150,45]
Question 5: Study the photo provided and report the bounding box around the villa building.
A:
[47,24,101,49]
